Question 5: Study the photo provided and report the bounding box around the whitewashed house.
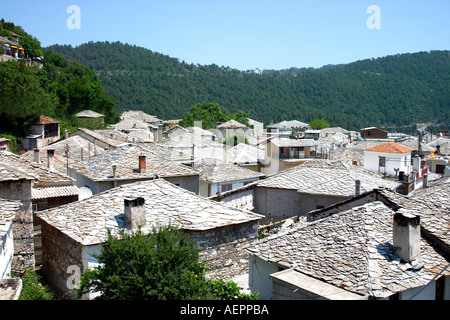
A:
[248,180,450,300]
[363,141,412,178]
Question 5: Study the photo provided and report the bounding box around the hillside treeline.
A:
[46,41,449,130]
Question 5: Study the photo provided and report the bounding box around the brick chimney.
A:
[393,209,421,263]
[138,155,146,173]
[124,197,146,229]
[47,149,55,169]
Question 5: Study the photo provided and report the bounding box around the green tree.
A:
[19,34,44,59]
[18,268,54,300]
[309,118,330,129]
[179,102,229,130]
[78,226,211,300]
[0,60,49,136]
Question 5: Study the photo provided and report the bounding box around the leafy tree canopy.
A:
[78,226,258,300]
[179,102,249,130]
[46,42,450,131]
[309,118,331,130]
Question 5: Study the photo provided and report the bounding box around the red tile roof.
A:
[363,141,412,154]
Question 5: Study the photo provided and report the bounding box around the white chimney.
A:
[393,209,421,263]
[124,197,146,229]
[47,149,55,169]
[34,149,40,163]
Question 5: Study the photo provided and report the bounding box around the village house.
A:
[254,160,400,223]
[2,150,79,266]
[360,127,388,140]
[68,143,200,195]
[215,119,249,141]
[21,116,60,151]
[265,120,309,139]
[75,110,105,129]
[225,143,264,172]
[37,178,263,299]
[193,158,265,197]
[247,177,450,300]
[121,110,162,126]
[0,155,35,273]
[260,138,317,175]
[162,126,224,161]
[363,141,413,177]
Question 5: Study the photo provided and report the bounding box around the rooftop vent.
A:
[124,197,146,229]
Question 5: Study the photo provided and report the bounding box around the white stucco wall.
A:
[0,223,14,279]
[364,151,411,176]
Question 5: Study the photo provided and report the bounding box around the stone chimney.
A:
[124,197,146,229]
[47,149,55,169]
[34,149,40,163]
[152,127,158,143]
[112,165,117,178]
[393,209,421,263]
[138,155,146,173]
[355,180,361,196]
[423,174,428,189]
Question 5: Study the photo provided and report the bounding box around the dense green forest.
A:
[46,41,449,131]
[0,21,120,140]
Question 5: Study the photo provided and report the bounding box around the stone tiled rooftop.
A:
[248,199,450,299]
[270,138,317,148]
[0,151,72,185]
[226,143,264,164]
[382,177,450,249]
[257,160,400,196]
[37,179,263,246]
[217,119,248,129]
[70,143,198,181]
[193,158,265,183]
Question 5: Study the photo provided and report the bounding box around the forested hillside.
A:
[0,21,120,140]
[47,41,449,131]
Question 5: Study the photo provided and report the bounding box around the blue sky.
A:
[2,0,449,70]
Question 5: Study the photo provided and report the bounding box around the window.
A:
[220,183,232,192]
[379,156,386,167]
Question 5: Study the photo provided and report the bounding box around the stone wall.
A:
[186,221,259,281]
[0,179,35,273]
[40,220,84,299]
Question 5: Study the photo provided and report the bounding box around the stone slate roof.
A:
[193,158,265,183]
[76,110,104,118]
[217,119,247,129]
[37,179,263,246]
[270,138,317,148]
[248,198,450,299]
[226,143,264,164]
[257,160,400,197]
[70,143,198,181]
[383,177,450,249]
[267,120,309,130]
[0,151,72,185]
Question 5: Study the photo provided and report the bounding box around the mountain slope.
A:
[46,42,450,130]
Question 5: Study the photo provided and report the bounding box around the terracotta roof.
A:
[39,116,59,124]
[363,141,412,154]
